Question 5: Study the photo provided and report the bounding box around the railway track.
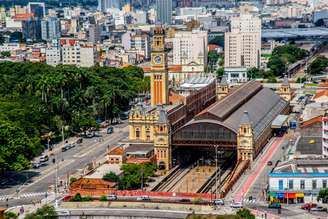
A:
[197,153,236,193]
[152,165,193,192]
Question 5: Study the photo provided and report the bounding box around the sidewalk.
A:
[6,192,58,218]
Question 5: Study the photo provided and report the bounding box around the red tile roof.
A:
[314,90,328,99]
[70,178,116,190]
[301,116,322,128]
[208,44,220,51]
[108,146,125,156]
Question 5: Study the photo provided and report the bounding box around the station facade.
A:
[128,27,291,171]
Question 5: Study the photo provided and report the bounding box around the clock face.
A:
[153,55,162,64]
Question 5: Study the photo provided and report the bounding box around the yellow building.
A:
[128,27,217,170]
[276,76,292,102]
[129,27,172,170]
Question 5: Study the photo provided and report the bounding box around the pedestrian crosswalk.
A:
[242,199,257,204]
[0,195,11,201]
[0,192,49,201]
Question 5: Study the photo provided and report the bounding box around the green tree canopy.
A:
[268,44,308,76]
[0,51,10,58]
[317,188,328,203]
[119,163,157,190]
[103,171,119,182]
[236,209,255,219]
[209,35,224,47]
[0,62,148,174]
[24,205,57,219]
[307,56,328,75]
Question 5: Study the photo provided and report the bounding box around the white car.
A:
[56,210,70,216]
[137,195,150,201]
[213,199,225,205]
[230,201,243,208]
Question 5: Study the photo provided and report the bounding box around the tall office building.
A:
[98,0,120,12]
[41,17,61,41]
[27,2,45,18]
[22,17,42,42]
[156,0,172,25]
[224,6,261,69]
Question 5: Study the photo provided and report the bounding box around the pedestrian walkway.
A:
[229,137,285,202]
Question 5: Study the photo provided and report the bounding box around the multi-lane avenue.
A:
[0,122,129,207]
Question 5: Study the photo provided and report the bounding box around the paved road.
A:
[56,208,191,219]
[0,122,129,207]
[230,137,285,202]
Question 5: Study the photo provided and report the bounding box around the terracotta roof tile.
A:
[108,146,125,156]
[300,116,322,128]
[70,178,116,190]
[314,90,328,99]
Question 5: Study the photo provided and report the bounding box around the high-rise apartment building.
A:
[88,23,101,44]
[224,7,261,69]
[46,47,61,66]
[41,17,61,41]
[156,0,172,25]
[60,38,96,67]
[98,0,120,12]
[122,31,151,59]
[172,30,208,70]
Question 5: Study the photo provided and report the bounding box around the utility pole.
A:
[215,145,218,199]
[141,167,144,191]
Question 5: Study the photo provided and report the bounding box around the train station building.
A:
[127,27,290,171]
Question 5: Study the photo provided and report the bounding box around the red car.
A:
[301,203,317,210]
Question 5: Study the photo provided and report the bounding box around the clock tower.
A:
[150,27,169,107]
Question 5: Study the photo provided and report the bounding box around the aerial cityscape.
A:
[1,0,328,218]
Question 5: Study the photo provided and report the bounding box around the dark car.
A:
[268,202,281,209]
[76,138,83,144]
[32,162,40,169]
[179,198,191,203]
[107,126,114,134]
[62,145,70,152]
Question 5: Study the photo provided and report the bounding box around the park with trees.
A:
[0,62,149,174]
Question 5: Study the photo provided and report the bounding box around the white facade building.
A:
[224,67,248,84]
[172,30,208,71]
[268,159,328,204]
[0,43,21,52]
[80,46,96,67]
[46,47,61,66]
[60,38,96,67]
[224,6,261,69]
[122,31,150,59]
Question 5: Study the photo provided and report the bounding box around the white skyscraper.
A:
[98,0,120,12]
[224,6,261,69]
